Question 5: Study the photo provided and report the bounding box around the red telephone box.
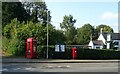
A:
[26,38,37,59]
[72,47,77,59]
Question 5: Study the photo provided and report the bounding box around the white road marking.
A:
[13,68,21,70]
[25,67,33,70]
[46,66,54,69]
[2,68,8,71]
[57,66,62,68]
[66,65,70,68]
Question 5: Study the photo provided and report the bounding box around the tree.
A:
[60,15,77,44]
[23,2,51,25]
[49,29,66,45]
[96,24,114,33]
[3,18,21,39]
[3,18,65,56]
[2,2,30,28]
[77,23,95,45]
[2,1,51,28]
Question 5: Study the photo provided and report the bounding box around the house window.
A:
[96,47,100,49]
[113,42,119,45]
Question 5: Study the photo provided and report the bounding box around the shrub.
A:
[52,47,120,59]
[8,36,25,56]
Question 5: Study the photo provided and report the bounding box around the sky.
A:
[44,0,119,33]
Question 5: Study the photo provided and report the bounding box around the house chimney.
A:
[90,34,92,41]
[107,33,111,49]
[100,28,103,33]
[107,33,111,41]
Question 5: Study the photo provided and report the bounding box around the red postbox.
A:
[72,47,77,59]
[26,38,37,59]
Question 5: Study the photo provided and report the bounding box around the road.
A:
[2,62,119,72]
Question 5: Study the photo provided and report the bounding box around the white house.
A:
[88,29,120,50]
[88,40,104,49]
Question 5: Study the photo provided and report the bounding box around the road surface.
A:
[2,62,119,72]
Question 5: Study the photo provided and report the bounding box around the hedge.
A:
[49,47,120,59]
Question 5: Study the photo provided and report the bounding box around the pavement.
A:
[2,57,120,63]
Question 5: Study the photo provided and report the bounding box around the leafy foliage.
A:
[96,24,114,33]
[23,2,51,25]
[2,2,29,28]
[2,36,10,53]
[60,15,77,44]
[3,18,21,39]
[2,1,51,28]
[49,29,66,45]
[2,19,65,56]
[53,48,120,59]
[2,2,115,57]
[77,23,95,44]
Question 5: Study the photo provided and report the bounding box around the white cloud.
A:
[100,12,118,20]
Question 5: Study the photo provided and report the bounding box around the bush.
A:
[2,36,10,52]
[36,45,55,59]
[52,47,120,59]
[77,48,120,59]
[37,45,46,58]
[8,37,25,56]
[3,19,66,57]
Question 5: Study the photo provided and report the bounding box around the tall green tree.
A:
[77,23,95,45]
[2,2,29,28]
[60,15,76,44]
[49,29,66,44]
[96,24,114,33]
[23,2,51,25]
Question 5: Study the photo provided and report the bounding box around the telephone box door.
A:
[26,38,37,59]
[32,40,37,58]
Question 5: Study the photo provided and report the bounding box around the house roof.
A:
[111,33,120,40]
[102,33,107,40]
[102,33,120,40]
[93,40,104,45]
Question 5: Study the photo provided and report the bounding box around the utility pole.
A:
[46,10,49,59]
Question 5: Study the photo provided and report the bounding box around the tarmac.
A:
[2,57,120,63]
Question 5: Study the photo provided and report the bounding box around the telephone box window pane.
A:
[28,42,30,50]
[33,41,36,52]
